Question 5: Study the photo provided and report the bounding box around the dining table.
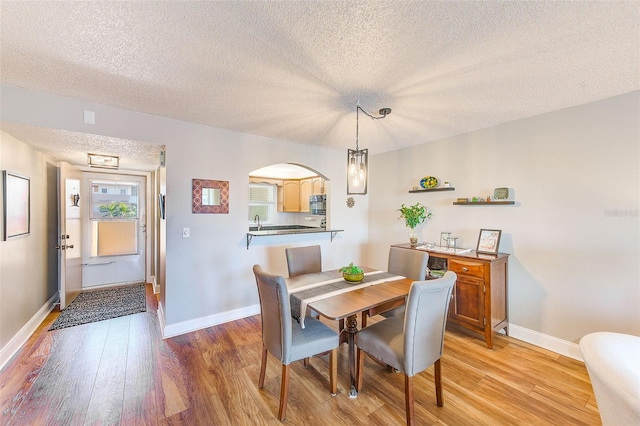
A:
[286,267,414,398]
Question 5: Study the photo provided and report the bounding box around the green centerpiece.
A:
[340,263,364,283]
[398,202,432,247]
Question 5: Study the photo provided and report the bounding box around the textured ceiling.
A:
[1,1,639,171]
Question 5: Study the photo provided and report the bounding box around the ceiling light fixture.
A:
[347,105,391,195]
[87,153,119,169]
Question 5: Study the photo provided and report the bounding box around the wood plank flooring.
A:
[0,284,601,425]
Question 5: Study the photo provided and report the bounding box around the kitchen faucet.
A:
[254,214,262,231]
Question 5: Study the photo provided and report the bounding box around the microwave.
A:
[309,195,326,215]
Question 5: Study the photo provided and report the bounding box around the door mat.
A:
[49,284,146,331]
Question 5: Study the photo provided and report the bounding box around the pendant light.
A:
[347,105,391,195]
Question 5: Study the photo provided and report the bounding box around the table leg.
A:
[345,314,359,398]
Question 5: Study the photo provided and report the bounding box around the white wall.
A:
[1,86,371,336]
[368,91,640,344]
[0,131,58,364]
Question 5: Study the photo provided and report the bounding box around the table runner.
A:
[290,271,405,328]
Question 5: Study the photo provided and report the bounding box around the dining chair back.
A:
[388,246,429,281]
[364,247,429,323]
[356,272,456,426]
[285,245,321,277]
[253,264,338,421]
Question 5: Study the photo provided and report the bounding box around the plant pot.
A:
[343,272,364,283]
[409,237,418,247]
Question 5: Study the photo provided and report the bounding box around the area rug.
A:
[49,284,146,331]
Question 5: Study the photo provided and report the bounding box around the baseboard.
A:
[0,292,59,371]
[151,275,159,294]
[162,304,261,339]
[157,300,166,338]
[509,324,583,361]
[82,281,145,291]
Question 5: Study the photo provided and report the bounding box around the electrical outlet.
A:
[182,228,190,238]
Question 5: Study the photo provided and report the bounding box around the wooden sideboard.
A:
[391,243,509,349]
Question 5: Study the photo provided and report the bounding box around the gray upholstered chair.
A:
[362,247,429,326]
[580,332,640,426]
[285,245,322,277]
[253,265,338,421]
[356,272,456,426]
[285,245,323,323]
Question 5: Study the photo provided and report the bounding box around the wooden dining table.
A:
[286,267,413,398]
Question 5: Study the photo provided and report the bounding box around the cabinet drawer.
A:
[449,259,485,279]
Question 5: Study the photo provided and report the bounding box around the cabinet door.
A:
[299,179,312,212]
[283,180,300,212]
[312,177,324,194]
[449,275,485,329]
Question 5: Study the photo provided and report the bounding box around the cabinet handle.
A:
[462,267,468,272]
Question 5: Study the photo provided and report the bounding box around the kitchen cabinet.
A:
[312,177,325,194]
[282,180,300,212]
[249,176,283,186]
[299,178,312,212]
[391,243,508,349]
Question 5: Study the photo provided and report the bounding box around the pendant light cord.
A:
[355,105,391,152]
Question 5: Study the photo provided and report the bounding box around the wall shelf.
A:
[408,187,455,193]
[453,201,515,205]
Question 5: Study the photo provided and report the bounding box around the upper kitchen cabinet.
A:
[282,180,301,212]
[299,178,312,212]
[312,177,325,194]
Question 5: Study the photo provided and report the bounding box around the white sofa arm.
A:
[580,332,640,426]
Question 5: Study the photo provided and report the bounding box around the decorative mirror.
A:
[192,179,229,214]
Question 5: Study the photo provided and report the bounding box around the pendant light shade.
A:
[347,147,368,194]
[346,106,391,195]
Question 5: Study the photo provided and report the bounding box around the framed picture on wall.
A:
[476,229,502,255]
[3,170,31,240]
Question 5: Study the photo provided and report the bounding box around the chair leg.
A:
[405,374,415,426]
[258,344,268,388]
[356,348,365,391]
[434,358,443,407]
[278,364,291,421]
[329,348,338,395]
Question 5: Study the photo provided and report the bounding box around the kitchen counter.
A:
[246,225,343,249]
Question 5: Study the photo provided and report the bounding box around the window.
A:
[249,183,276,224]
[89,179,139,257]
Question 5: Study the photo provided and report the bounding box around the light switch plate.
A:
[182,228,190,238]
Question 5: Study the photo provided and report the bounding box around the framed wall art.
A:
[3,170,31,240]
[476,229,502,255]
[192,179,229,214]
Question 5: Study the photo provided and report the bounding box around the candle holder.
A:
[440,232,451,248]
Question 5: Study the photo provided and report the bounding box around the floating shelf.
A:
[409,187,455,193]
[453,201,515,205]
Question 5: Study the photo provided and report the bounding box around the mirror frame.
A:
[192,178,229,214]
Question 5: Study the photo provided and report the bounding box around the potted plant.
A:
[339,263,364,283]
[398,202,432,246]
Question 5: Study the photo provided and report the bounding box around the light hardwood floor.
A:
[0,284,601,425]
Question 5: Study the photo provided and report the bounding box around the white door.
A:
[82,173,146,288]
[58,162,83,309]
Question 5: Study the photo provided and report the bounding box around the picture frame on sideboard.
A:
[476,229,501,255]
